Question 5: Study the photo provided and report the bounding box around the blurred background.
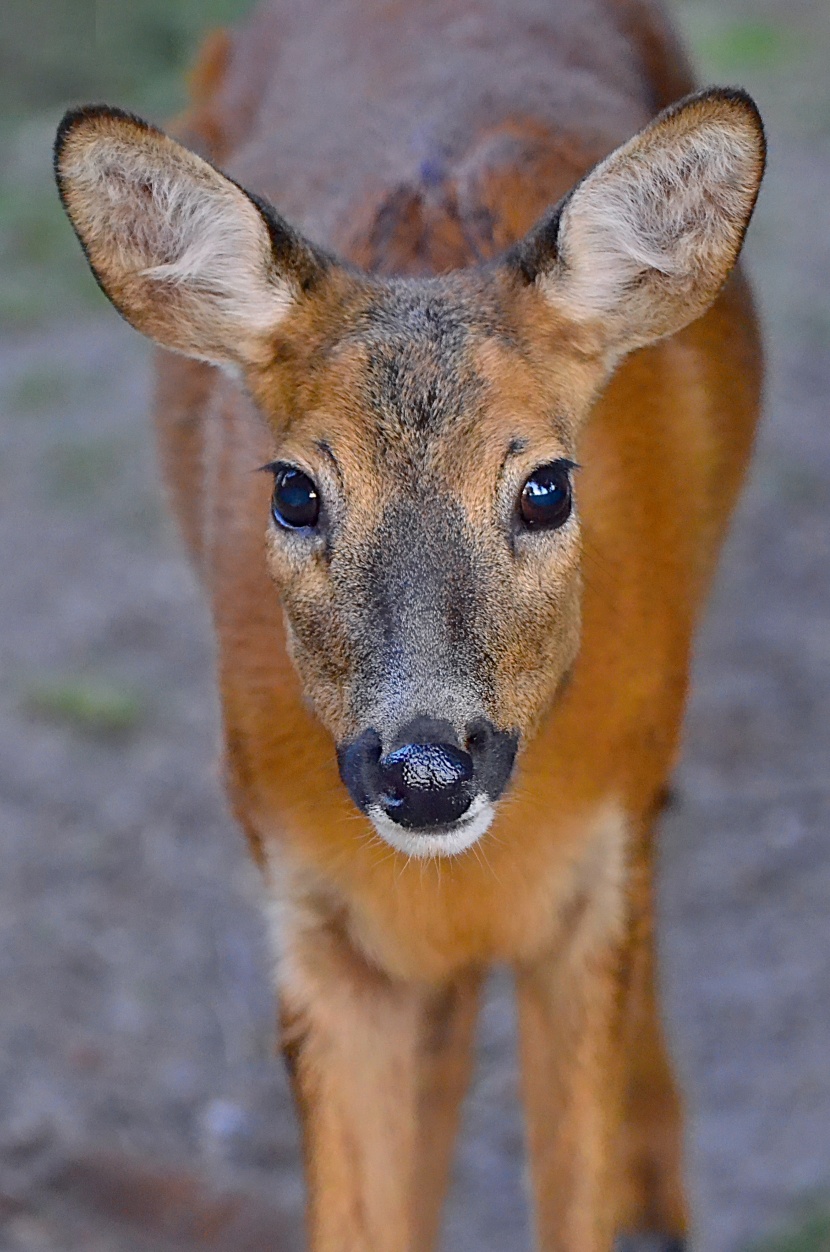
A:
[1,1,829,1249]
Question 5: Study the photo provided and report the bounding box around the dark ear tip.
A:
[703,85,764,136]
[707,86,767,180]
[666,84,761,119]
[672,85,765,153]
[53,104,160,173]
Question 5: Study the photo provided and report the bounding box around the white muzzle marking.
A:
[366,792,495,858]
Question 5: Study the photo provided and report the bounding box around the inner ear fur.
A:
[54,105,329,368]
[509,88,766,354]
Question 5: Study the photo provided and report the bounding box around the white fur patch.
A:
[367,792,495,859]
[137,171,295,334]
[558,125,755,313]
[566,797,630,958]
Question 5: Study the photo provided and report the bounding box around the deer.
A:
[53,0,765,1247]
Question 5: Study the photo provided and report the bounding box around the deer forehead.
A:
[259,276,583,492]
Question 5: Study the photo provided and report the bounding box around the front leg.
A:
[411,968,483,1252]
[278,912,480,1252]
[279,915,423,1252]
[515,824,632,1252]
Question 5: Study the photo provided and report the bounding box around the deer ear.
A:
[509,88,765,355]
[54,106,330,370]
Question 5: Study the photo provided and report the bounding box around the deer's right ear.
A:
[54,106,330,370]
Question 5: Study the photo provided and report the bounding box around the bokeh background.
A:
[1,1,829,1249]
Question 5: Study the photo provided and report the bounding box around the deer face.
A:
[251,273,599,854]
[54,93,764,855]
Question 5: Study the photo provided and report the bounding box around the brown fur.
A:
[54,1,765,1247]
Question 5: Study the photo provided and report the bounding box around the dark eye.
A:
[270,464,320,530]
[519,461,574,530]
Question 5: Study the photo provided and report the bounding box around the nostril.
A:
[465,717,493,755]
[337,728,383,814]
[463,718,519,803]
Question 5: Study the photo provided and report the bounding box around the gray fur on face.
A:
[348,493,494,747]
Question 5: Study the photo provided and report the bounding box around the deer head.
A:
[54,90,764,856]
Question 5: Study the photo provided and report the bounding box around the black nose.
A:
[337,715,519,832]
[378,739,474,829]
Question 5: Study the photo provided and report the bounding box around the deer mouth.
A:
[365,792,496,859]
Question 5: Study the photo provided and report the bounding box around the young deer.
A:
[54,0,765,1247]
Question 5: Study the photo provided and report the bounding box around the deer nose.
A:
[377,739,474,829]
[336,716,519,836]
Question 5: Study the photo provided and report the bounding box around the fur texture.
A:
[54,107,317,367]
[535,90,765,350]
[54,3,765,1247]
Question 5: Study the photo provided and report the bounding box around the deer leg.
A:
[616,867,688,1251]
[278,915,480,1252]
[515,897,630,1252]
[411,969,483,1252]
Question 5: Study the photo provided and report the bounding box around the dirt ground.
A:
[1,1,829,1250]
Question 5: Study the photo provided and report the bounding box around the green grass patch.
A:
[8,359,112,416]
[9,367,72,414]
[1,0,255,120]
[0,146,110,332]
[751,1210,830,1252]
[41,437,128,505]
[0,0,254,332]
[694,19,800,73]
[25,678,145,736]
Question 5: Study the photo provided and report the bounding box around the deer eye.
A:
[270,464,320,530]
[519,461,574,530]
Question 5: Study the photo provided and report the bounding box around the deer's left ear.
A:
[508,88,765,355]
